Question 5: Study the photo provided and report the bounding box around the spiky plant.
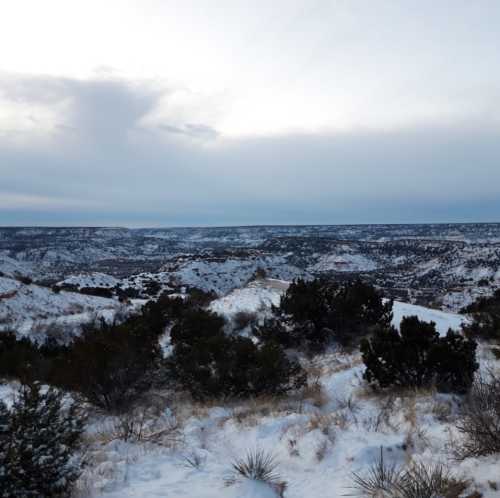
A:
[350,448,457,498]
[350,448,402,496]
[396,462,452,498]
[226,449,286,493]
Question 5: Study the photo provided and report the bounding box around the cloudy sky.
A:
[1,0,499,226]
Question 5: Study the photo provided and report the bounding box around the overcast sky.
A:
[1,0,499,226]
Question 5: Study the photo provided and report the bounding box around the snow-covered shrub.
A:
[0,383,85,498]
[226,449,287,496]
[361,316,478,393]
[455,372,500,459]
[260,278,393,352]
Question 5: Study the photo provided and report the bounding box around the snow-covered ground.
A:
[164,256,307,296]
[57,271,175,297]
[68,344,500,498]
[309,253,378,273]
[0,276,126,340]
[0,276,497,497]
[391,301,469,336]
[209,279,288,318]
[0,254,35,278]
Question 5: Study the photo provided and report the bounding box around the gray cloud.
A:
[0,73,499,226]
[159,123,219,140]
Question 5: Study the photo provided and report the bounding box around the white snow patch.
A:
[209,279,284,318]
[391,300,468,335]
[0,276,125,340]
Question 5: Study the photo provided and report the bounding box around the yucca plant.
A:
[396,462,452,498]
[226,449,287,495]
[350,448,458,498]
[350,448,402,496]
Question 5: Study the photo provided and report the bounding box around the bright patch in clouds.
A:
[2,0,500,137]
[0,1,500,225]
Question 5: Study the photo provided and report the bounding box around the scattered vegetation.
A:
[361,316,478,393]
[1,289,307,408]
[454,371,500,459]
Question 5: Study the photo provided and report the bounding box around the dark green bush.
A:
[59,318,162,412]
[139,294,188,336]
[0,332,65,383]
[79,286,114,298]
[16,275,33,285]
[170,334,306,400]
[462,290,500,343]
[257,278,392,351]
[361,316,478,393]
[168,307,305,400]
[170,307,226,346]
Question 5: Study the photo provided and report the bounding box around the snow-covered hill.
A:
[209,279,288,317]
[165,256,307,296]
[209,279,469,334]
[0,254,34,278]
[391,300,468,335]
[0,276,124,340]
[2,224,500,310]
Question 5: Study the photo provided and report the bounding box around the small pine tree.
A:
[0,383,85,498]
